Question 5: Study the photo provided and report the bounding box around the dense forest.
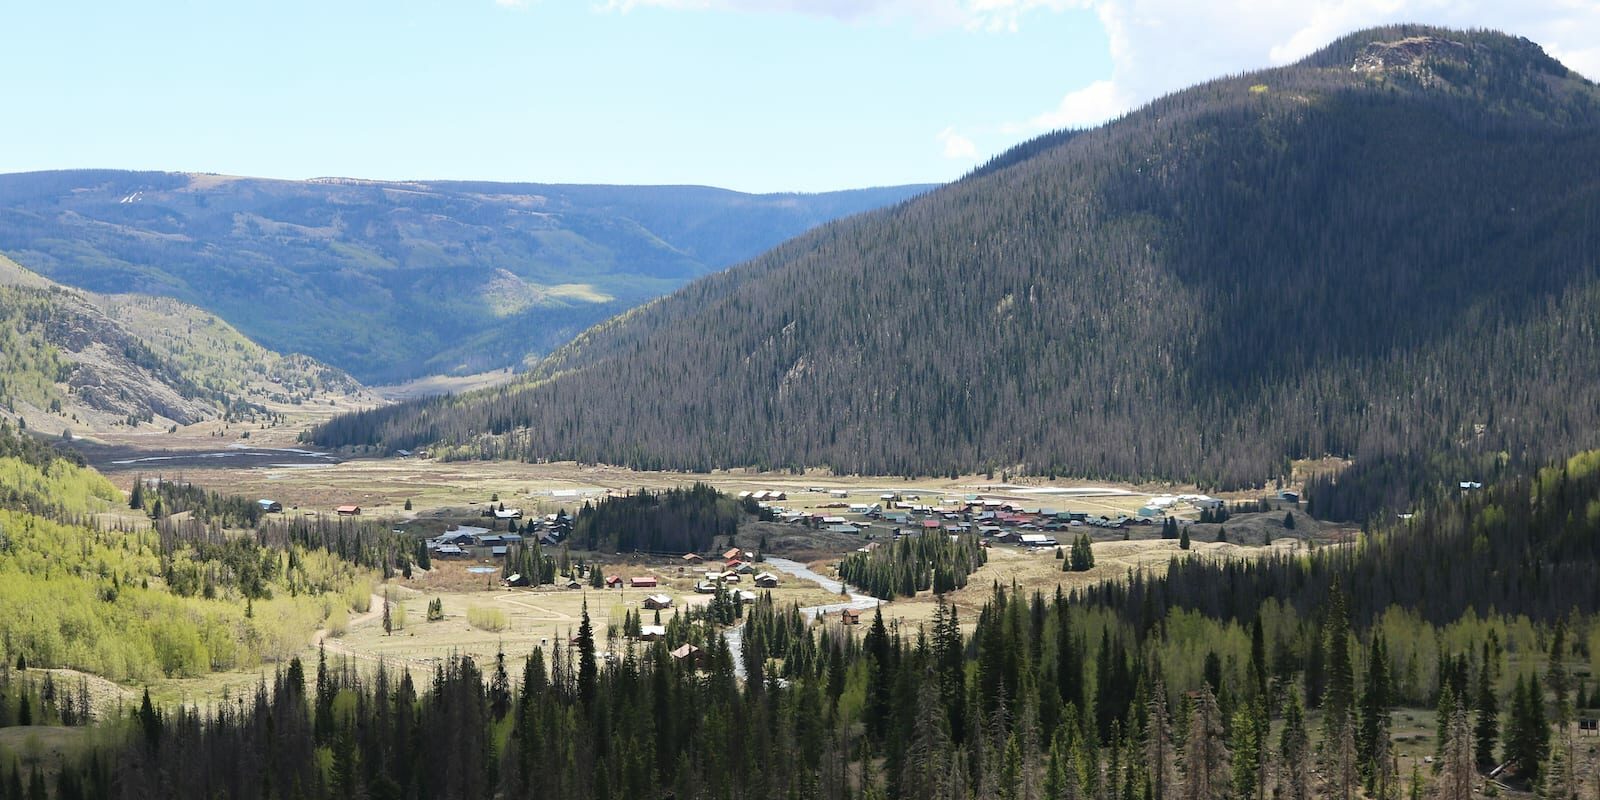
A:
[838,532,986,600]
[5,445,1600,798]
[571,483,747,555]
[310,27,1600,523]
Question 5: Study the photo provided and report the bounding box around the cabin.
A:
[257,499,283,514]
[737,590,758,604]
[494,508,523,520]
[828,489,849,498]
[722,548,742,561]
[502,573,530,587]
[682,553,704,564]
[335,505,362,516]
[754,572,780,588]
[490,546,508,558]
[1278,490,1301,503]
[605,575,624,589]
[671,643,705,668]
[629,576,659,589]
[564,578,582,590]
[642,594,674,610]
[639,625,667,642]
[839,608,863,625]
[694,581,719,594]
[1019,533,1057,547]
[724,559,745,572]
[435,544,466,558]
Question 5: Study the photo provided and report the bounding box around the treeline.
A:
[1077,449,1600,629]
[838,533,985,600]
[571,483,745,554]
[310,26,1600,527]
[16,576,1598,799]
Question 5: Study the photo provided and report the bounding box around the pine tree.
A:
[1182,685,1230,800]
[1281,688,1313,800]
[577,601,597,705]
[1358,634,1391,779]
[1179,528,1190,550]
[1437,704,1473,800]
[1474,660,1499,768]
[1145,676,1176,800]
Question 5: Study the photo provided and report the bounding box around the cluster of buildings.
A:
[749,491,1214,550]
[422,511,571,559]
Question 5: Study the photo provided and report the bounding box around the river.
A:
[723,556,882,678]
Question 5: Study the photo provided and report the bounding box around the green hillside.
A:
[310,27,1600,518]
[0,253,365,433]
[0,173,931,382]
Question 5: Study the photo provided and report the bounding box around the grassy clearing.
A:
[467,606,509,632]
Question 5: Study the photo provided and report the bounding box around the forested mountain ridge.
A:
[310,26,1600,514]
[0,171,932,382]
[0,253,364,434]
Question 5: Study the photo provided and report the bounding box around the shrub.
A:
[467,606,508,632]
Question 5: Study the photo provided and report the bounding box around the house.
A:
[500,533,524,544]
[476,534,504,547]
[605,575,624,589]
[435,544,466,558]
[257,499,283,514]
[335,505,362,516]
[564,578,582,589]
[642,594,674,610]
[921,519,942,530]
[754,572,780,588]
[694,581,719,594]
[494,508,523,520]
[826,524,861,535]
[722,548,742,561]
[639,625,667,641]
[737,590,758,604]
[490,546,508,558]
[828,489,849,498]
[1019,533,1057,547]
[839,608,862,625]
[629,576,659,589]
[720,572,742,583]
[724,559,745,572]
[432,531,475,548]
[733,562,757,575]
[671,643,704,667]
[682,553,704,564]
[1459,481,1483,491]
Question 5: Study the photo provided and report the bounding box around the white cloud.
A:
[936,127,979,159]
[1004,0,1600,137]
[495,0,531,7]
[1019,78,1128,131]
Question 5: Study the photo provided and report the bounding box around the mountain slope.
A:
[310,27,1600,503]
[0,253,365,435]
[0,172,931,382]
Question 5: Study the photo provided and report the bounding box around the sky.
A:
[2,1,1597,193]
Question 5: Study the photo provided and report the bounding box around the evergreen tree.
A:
[577,601,597,705]
[1474,659,1499,768]
[1437,704,1473,800]
[1182,685,1229,800]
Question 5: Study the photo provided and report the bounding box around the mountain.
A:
[0,172,932,383]
[309,27,1600,511]
[0,253,365,435]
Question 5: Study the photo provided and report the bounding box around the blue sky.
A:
[3,1,1596,193]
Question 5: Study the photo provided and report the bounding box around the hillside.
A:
[0,172,931,382]
[310,27,1600,517]
[0,253,366,435]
